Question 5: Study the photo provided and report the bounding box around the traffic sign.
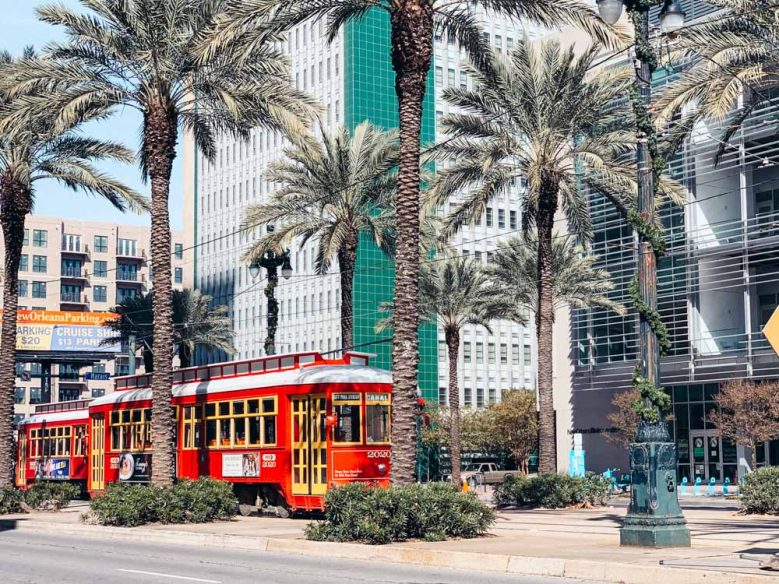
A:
[763,305,779,357]
[85,372,111,381]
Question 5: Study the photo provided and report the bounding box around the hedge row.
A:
[493,473,612,509]
[85,477,237,527]
[0,482,80,514]
[305,482,495,544]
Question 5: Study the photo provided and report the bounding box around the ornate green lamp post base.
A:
[620,422,691,547]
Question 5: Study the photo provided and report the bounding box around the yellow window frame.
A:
[109,408,152,452]
[365,392,391,445]
[204,397,278,449]
[332,392,363,445]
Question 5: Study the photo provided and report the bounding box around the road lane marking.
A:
[116,569,220,583]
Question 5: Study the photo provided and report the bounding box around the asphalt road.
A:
[0,530,600,584]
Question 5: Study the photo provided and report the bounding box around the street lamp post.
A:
[597,0,691,547]
[249,250,293,356]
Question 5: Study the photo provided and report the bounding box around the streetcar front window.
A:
[332,392,363,444]
[366,406,390,443]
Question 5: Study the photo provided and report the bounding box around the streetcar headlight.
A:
[376,463,387,476]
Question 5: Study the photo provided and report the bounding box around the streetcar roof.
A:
[89,363,392,408]
[19,409,90,426]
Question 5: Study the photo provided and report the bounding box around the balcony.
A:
[60,292,88,306]
[61,242,89,257]
[115,247,146,261]
[116,271,145,285]
[60,266,88,280]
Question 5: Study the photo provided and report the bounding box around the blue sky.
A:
[3,1,183,230]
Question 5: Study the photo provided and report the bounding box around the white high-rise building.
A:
[184,7,541,407]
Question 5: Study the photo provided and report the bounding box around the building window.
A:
[460,70,467,89]
[93,286,107,302]
[32,229,47,247]
[498,209,506,229]
[117,262,138,281]
[463,341,472,364]
[174,268,183,284]
[510,210,517,230]
[500,343,508,364]
[19,254,28,272]
[61,284,82,303]
[32,255,47,273]
[92,388,105,398]
[476,342,484,362]
[23,229,29,246]
[489,388,497,404]
[435,66,443,85]
[18,281,28,298]
[32,282,46,299]
[94,235,108,253]
[438,340,446,361]
[524,344,532,365]
[117,287,138,303]
[438,386,448,406]
[464,387,472,407]
[14,387,25,405]
[92,363,106,374]
[174,243,183,259]
[117,238,137,256]
[476,388,484,408]
[93,260,108,277]
[488,342,496,364]
[30,388,41,404]
[62,234,81,252]
[512,344,520,365]
[59,387,80,402]
[447,68,455,86]
[486,207,493,227]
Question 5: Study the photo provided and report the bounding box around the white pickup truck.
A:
[461,462,523,485]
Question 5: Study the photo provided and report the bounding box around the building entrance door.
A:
[690,430,722,483]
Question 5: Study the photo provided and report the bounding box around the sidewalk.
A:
[2,499,778,584]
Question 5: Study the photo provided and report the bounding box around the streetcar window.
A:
[110,408,152,452]
[204,397,278,449]
[333,398,362,444]
[366,393,390,443]
[73,425,87,456]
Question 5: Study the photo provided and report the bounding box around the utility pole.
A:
[597,0,691,547]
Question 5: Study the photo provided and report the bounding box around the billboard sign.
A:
[11,310,120,353]
[35,458,70,480]
[222,453,260,478]
[117,453,152,482]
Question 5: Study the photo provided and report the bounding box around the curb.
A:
[3,519,775,584]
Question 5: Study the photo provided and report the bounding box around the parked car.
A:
[462,462,523,485]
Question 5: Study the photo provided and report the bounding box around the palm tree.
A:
[242,121,397,350]
[0,0,315,485]
[489,234,625,317]
[0,49,145,487]
[654,0,779,158]
[414,255,515,487]
[429,39,646,474]
[106,289,234,372]
[207,0,627,485]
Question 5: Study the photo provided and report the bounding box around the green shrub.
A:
[740,467,779,515]
[86,478,238,527]
[493,473,612,509]
[0,485,24,515]
[24,482,80,511]
[305,482,495,544]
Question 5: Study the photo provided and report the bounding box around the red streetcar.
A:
[16,400,90,491]
[85,351,392,512]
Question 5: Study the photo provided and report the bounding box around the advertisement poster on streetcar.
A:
[35,458,70,480]
[10,310,120,353]
[117,453,151,482]
[222,453,260,477]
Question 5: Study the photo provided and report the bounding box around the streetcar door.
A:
[16,431,27,487]
[291,395,327,496]
[90,414,105,491]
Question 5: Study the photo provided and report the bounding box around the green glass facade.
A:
[344,10,438,400]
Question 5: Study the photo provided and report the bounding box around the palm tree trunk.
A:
[446,327,461,488]
[536,175,559,475]
[0,174,30,487]
[145,97,178,486]
[389,1,434,486]
[337,230,358,351]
